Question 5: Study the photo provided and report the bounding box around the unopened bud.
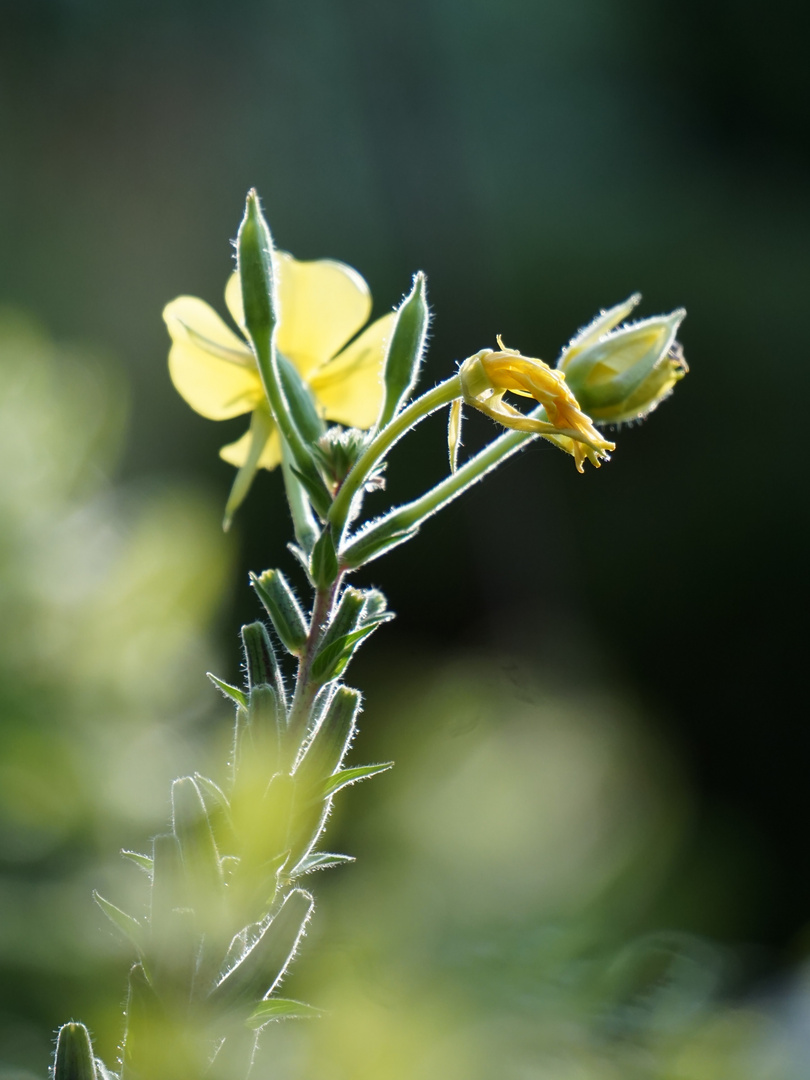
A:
[558,297,687,425]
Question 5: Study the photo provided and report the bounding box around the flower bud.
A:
[53,1023,99,1080]
[558,297,687,425]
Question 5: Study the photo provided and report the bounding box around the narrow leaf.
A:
[341,523,419,569]
[223,406,273,530]
[309,525,339,590]
[207,672,247,709]
[246,997,323,1028]
[93,891,143,951]
[323,762,394,797]
[122,850,153,874]
[310,623,378,684]
[209,889,314,1006]
[291,851,355,877]
[290,465,332,520]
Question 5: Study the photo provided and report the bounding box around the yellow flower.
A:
[163,252,396,471]
[455,338,615,472]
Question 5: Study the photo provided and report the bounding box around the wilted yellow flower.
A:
[163,253,396,471]
[454,338,615,472]
[558,294,687,424]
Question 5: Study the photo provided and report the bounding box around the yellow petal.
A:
[310,312,396,429]
[224,272,245,332]
[275,252,373,377]
[219,426,282,471]
[164,297,261,420]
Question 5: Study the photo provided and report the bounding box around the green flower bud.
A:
[53,1022,98,1080]
[251,570,309,655]
[558,296,687,425]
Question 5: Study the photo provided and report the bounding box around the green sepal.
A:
[241,620,286,708]
[341,522,419,569]
[310,624,378,684]
[207,672,247,710]
[246,997,323,1028]
[291,851,355,877]
[309,525,339,590]
[323,762,393,798]
[208,889,314,1007]
[53,1022,98,1080]
[376,270,429,430]
[122,850,153,874]
[93,891,144,952]
[277,353,325,445]
[222,406,273,531]
[250,571,308,656]
[296,686,361,781]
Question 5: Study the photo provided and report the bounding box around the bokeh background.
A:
[1,0,809,1075]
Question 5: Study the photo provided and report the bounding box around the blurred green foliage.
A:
[0,312,232,1070]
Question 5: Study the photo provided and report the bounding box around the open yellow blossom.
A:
[163,252,396,472]
[454,338,615,473]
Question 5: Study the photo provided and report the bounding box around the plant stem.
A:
[287,576,342,744]
[342,416,542,568]
[328,375,462,541]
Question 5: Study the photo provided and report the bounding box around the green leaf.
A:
[310,586,366,677]
[341,523,419,569]
[310,624,378,684]
[246,997,323,1028]
[291,851,355,877]
[207,672,247,709]
[122,849,153,874]
[309,525,339,589]
[322,762,394,798]
[208,889,314,1006]
[250,570,308,655]
[93,891,143,951]
[277,354,325,445]
[53,1022,99,1080]
[377,271,430,430]
[290,465,332,520]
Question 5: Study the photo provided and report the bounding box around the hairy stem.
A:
[328,375,462,540]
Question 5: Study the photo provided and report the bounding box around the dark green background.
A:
[1,0,808,989]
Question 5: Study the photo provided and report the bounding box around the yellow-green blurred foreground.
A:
[0,317,806,1078]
